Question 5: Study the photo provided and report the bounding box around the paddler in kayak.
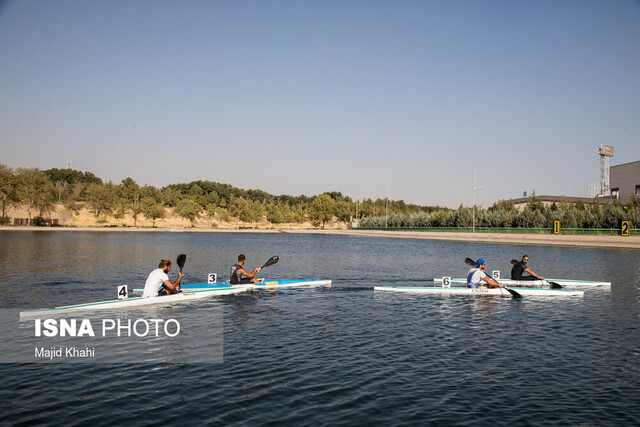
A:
[511,255,545,281]
[230,254,261,284]
[467,258,503,288]
[142,259,183,297]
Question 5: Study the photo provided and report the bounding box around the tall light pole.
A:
[473,169,482,232]
[385,186,389,228]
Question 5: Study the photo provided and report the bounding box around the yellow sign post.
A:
[621,220,630,237]
[553,220,561,235]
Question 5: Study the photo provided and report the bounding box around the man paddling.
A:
[142,259,183,297]
[511,255,545,281]
[467,258,503,288]
[230,254,261,284]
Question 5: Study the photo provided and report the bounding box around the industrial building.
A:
[611,160,640,200]
[509,145,639,210]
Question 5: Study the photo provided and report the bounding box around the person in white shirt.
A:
[466,258,503,289]
[142,259,183,298]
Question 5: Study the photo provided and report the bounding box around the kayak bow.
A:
[19,287,247,319]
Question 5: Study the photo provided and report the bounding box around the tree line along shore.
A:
[1,164,639,232]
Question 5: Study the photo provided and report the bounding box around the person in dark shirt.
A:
[230,254,261,284]
[511,255,545,281]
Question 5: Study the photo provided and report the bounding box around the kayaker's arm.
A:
[162,273,183,294]
[238,267,261,279]
[524,267,544,279]
[482,275,502,288]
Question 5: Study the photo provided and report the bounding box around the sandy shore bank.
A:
[289,229,640,249]
[2,226,638,249]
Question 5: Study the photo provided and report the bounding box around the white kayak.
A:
[19,287,247,319]
[375,286,584,297]
[132,279,332,292]
[433,277,610,288]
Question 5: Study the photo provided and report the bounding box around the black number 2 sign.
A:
[622,220,630,237]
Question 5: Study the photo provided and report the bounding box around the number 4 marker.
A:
[117,285,128,300]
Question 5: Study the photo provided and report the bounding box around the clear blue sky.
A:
[1,0,639,208]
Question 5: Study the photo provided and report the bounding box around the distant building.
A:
[610,160,640,200]
[506,159,640,210]
[508,195,603,212]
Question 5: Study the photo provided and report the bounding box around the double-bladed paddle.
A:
[260,255,279,269]
[177,254,186,272]
[465,258,522,298]
[464,257,478,268]
[248,256,279,284]
[159,254,187,294]
[230,256,278,285]
[176,254,186,291]
[510,259,562,289]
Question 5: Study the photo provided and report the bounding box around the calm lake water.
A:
[1,230,639,425]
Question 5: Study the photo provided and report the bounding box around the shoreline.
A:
[2,226,639,249]
[310,229,640,250]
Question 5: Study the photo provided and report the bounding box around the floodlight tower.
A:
[598,144,613,197]
[385,186,389,228]
[66,158,72,169]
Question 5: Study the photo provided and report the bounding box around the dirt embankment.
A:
[3,203,346,230]
[4,205,639,249]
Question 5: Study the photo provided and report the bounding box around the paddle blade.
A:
[465,257,476,267]
[547,281,563,289]
[504,287,522,298]
[261,256,279,269]
[177,254,186,272]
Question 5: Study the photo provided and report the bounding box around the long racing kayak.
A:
[433,277,610,288]
[375,286,584,297]
[19,287,247,319]
[251,279,332,288]
[132,279,332,292]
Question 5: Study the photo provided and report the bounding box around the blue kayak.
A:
[133,279,331,292]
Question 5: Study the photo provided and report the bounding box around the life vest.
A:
[230,263,242,284]
[467,268,486,288]
[511,261,526,280]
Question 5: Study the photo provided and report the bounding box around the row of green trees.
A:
[0,165,438,227]
[359,197,640,229]
[3,164,637,229]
